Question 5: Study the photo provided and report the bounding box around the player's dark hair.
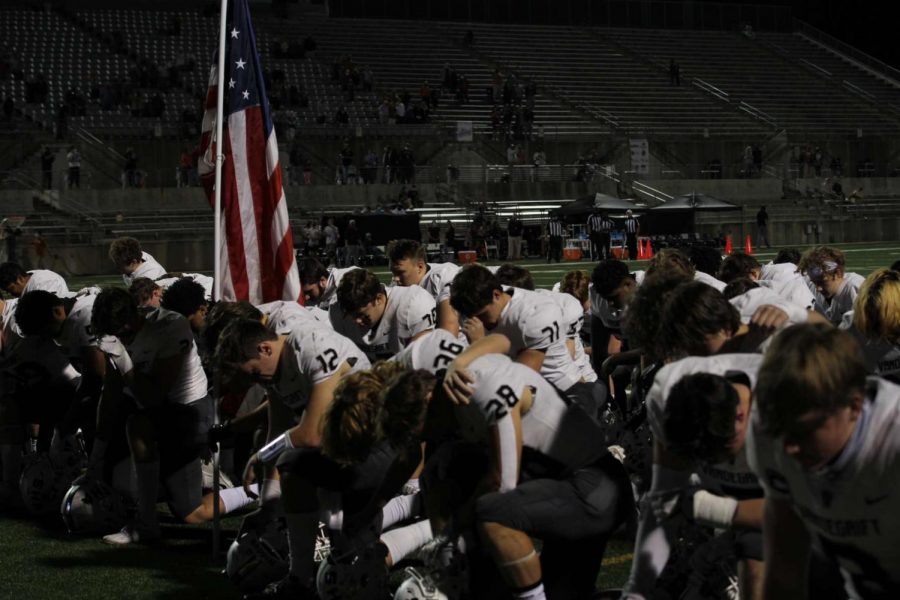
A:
[15,290,63,336]
[757,323,867,437]
[591,259,630,298]
[108,237,143,267]
[658,281,741,361]
[664,373,739,464]
[90,287,139,336]
[449,264,503,317]
[689,246,723,278]
[890,259,900,273]
[722,277,759,300]
[128,277,160,306]
[213,319,278,391]
[203,301,263,353]
[495,263,535,291]
[622,273,691,363]
[773,249,801,265]
[161,278,207,318]
[386,239,426,264]
[0,262,27,289]
[297,256,328,286]
[337,269,384,315]
[378,369,437,450]
[718,253,761,284]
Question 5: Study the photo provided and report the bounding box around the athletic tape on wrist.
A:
[257,432,293,463]
[692,490,738,529]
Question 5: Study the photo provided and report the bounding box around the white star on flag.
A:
[242,90,250,100]
[235,58,246,69]
[231,28,239,39]
[228,78,235,88]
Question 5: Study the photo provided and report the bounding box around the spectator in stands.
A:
[40,146,55,190]
[442,63,455,92]
[324,218,340,265]
[378,98,390,124]
[66,146,81,189]
[394,97,406,123]
[344,219,362,266]
[427,220,441,244]
[338,143,353,184]
[743,144,754,177]
[124,147,139,188]
[532,149,547,182]
[814,146,824,176]
[445,220,457,256]
[756,205,771,248]
[362,149,377,184]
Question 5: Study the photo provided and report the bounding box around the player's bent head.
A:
[322,361,408,466]
[718,252,761,284]
[689,246,724,278]
[449,264,501,317]
[91,287,139,338]
[591,259,630,298]
[773,248,801,265]
[561,270,590,304]
[798,245,846,280]
[622,273,691,363]
[297,256,329,286]
[658,281,740,360]
[756,323,867,438]
[15,290,63,336]
[722,277,759,300]
[337,269,384,316]
[854,268,900,342]
[161,278,207,318]
[108,237,143,269]
[495,263,534,291]
[646,248,695,279]
[203,301,262,354]
[0,262,27,295]
[128,277,161,308]
[664,373,739,464]
[213,318,278,391]
[378,369,438,449]
[387,239,427,286]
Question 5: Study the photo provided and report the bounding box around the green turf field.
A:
[4,240,898,598]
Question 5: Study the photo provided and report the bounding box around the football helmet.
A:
[225,517,289,593]
[61,478,131,535]
[393,567,449,600]
[19,453,79,516]
[316,544,387,600]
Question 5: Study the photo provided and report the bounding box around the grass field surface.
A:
[4,241,898,597]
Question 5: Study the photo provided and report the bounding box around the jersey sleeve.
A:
[296,329,356,386]
[469,357,524,492]
[155,316,194,360]
[519,297,563,351]
[745,412,791,500]
[397,287,437,340]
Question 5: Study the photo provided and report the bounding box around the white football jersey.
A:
[729,286,809,326]
[57,290,101,359]
[760,261,799,282]
[123,251,167,286]
[391,328,468,374]
[263,326,371,413]
[694,270,727,291]
[841,312,900,379]
[493,287,582,391]
[359,286,435,359]
[305,305,333,327]
[7,334,81,388]
[126,307,207,405]
[649,354,764,498]
[24,269,69,297]
[0,298,22,356]
[466,354,608,490]
[258,300,323,334]
[318,266,361,308]
[758,275,816,310]
[535,289,584,340]
[418,262,461,304]
[748,378,900,598]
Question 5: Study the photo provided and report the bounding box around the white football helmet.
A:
[316,545,387,600]
[225,518,289,593]
[60,478,131,534]
[19,453,79,516]
[394,567,449,600]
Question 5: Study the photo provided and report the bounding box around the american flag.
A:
[199,0,300,304]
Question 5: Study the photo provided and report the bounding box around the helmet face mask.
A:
[20,453,81,517]
[225,518,290,593]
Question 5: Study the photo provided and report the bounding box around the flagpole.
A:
[211,0,228,561]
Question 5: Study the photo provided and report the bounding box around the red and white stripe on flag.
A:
[199,20,300,304]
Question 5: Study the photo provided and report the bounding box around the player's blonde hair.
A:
[321,361,407,465]
[756,323,867,436]
[646,248,695,279]
[854,268,900,343]
[560,270,590,304]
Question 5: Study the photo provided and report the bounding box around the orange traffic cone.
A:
[724,235,733,255]
[744,235,753,255]
[637,239,646,260]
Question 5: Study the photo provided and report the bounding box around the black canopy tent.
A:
[645,192,740,235]
[550,193,641,223]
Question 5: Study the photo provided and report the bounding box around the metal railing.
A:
[794,19,900,86]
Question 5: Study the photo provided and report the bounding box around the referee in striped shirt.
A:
[587,210,613,260]
[624,209,640,260]
[547,214,565,263]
